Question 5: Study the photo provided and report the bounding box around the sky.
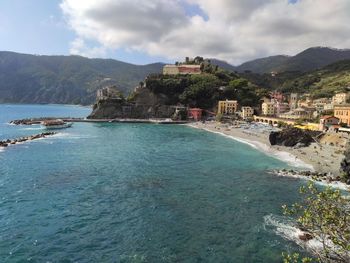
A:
[1,0,350,65]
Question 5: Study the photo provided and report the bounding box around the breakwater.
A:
[10,117,82,125]
[0,132,56,147]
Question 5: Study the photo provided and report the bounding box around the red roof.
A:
[321,115,338,120]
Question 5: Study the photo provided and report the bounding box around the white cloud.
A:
[60,0,350,64]
[69,38,107,58]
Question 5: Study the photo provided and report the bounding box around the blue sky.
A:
[0,0,72,55]
[0,0,170,64]
[0,0,348,65]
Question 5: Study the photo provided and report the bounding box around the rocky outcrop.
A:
[272,169,344,184]
[88,86,177,119]
[0,132,56,148]
[269,128,321,147]
[340,142,350,183]
[298,232,314,241]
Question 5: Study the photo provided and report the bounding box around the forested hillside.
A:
[0,51,163,104]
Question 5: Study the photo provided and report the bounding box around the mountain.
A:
[241,58,350,98]
[235,47,350,73]
[279,59,350,98]
[209,58,237,72]
[2,47,350,105]
[0,51,163,105]
[236,55,290,73]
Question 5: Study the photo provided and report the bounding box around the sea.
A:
[0,104,309,262]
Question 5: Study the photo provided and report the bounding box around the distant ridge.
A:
[235,47,350,73]
[0,51,163,105]
[1,47,350,105]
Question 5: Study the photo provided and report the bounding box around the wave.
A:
[50,132,97,140]
[189,125,314,170]
[271,170,350,191]
[21,127,44,131]
[264,214,324,253]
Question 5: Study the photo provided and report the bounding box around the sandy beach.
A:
[187,121,345,176]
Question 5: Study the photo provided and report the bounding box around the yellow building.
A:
[241,106,254,119]
[163,65,179,75]
[262,102,275,116]
[218,100,238,115]
[334,105,350,126]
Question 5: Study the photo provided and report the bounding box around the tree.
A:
[282,182,350,262]
[216,113,223,122]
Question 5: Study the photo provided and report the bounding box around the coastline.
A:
[186,121,344,176]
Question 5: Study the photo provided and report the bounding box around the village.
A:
[162,62,350,134]
[91,61,350,137]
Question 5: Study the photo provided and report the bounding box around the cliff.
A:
[88,60,265,119]
[87,86,176,119]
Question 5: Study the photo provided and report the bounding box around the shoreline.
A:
[187,122,314,170]
[186,122,344,176]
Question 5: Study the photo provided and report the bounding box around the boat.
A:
[41,119,73,129]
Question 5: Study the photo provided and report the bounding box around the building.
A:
[298,98,313,108]
[319,116,340,131]
[162,65,179,75]
[324,103,334,111]
[96,86,122,100]
[332,92,350,105]
[275,102,290,115]
[313,103,326,113]
[163,64,201,75]
[289,93,299,110]
[241,106,254,119]
[262,102,275,116]
[188,108,203,121]
[217,100,238,115]
[334,105,350,126]
[269,91,284,103]
[279,107,314,120]
[313,97,331,104]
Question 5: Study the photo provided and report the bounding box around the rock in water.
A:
[298,232,313,241]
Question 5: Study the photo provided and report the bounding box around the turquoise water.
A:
[0,104,306,262]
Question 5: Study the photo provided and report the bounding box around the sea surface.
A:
[0,104,308,262]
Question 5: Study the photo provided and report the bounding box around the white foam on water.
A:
[189,125,313,170]
[21,127,44,131]
[264,214,349,259]
[50,132,96,140]
[264,214,324,253]
[272,170,350,191]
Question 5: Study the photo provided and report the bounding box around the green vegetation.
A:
[0,51,163,104]
[144,63,267,110]
[215,113,223,122]
[242,59,350,99]
[282,182,350,262]
[280,60,350,98]
[3,47,350,105]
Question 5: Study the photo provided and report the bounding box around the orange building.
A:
[334,105,350,126]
